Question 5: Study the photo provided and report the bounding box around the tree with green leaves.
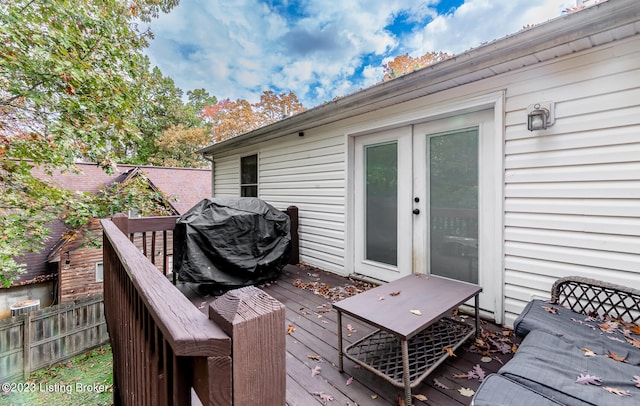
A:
[0,0,178,287]
[122,66,213,165]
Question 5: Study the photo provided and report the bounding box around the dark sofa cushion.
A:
[514,299,640,365]
[499,329,640,406]
[472,374,564,406]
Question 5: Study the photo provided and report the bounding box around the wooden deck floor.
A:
[178,265,520,406]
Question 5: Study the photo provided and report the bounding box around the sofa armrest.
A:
[551,276,640,323]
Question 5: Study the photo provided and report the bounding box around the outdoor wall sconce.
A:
[527,101,555,131]
[64,251,71,265]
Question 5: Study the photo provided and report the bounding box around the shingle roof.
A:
[34,163,211,214]
[10,163,211,286]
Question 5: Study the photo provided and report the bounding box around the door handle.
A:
[413,209,420,215]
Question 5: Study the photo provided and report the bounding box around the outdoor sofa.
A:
[472,276,640,405]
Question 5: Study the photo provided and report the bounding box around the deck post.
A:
[111,213,129,236]
[286,205,299,264]
[209,286,286,406]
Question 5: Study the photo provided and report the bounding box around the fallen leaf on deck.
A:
[607,350,628,363]
[410,309,422,316]
[311,365,322,378]
[480,356,493,363]
[442,347,457,357]
[346,376,353,386]
[542,306,558,314]
[473,364,486,381]
[347,323,357,337]
[307,354,321,360]
[390,291,401,296]
[433,378,450,390]
[633,375,640,388]
[576,373,602,386]
[378,295,385,301]
[287,325,295,335]
[603,386,631,396]
[413,394,428,401]
[453,364,486,381]
[293,274,376,301]
[599,321,619,333]
[312,391,334,402]
[370,394,378,399]
[630,324,640,335]
[581,348,597,357]
[396,393,406,406]
[458,387,475,397]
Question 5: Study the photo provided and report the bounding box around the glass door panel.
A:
[428,129,479,283]
[365,142,398,266]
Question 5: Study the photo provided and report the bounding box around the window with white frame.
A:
[240,154,258,197]
[96,262,104,282]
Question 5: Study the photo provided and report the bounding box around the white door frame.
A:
[346,91,505,323]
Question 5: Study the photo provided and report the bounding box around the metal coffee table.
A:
[334,274,482,405]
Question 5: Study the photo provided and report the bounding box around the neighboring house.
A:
[200,0,640,327]
[0,163,211,318]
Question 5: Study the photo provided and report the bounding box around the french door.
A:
[354,127,413,282]
[354,109,497,314]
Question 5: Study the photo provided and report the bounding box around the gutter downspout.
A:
[202,153,215,198]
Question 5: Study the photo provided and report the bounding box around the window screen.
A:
[241,154,258,197]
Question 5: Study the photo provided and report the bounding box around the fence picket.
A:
[0,296,109,382]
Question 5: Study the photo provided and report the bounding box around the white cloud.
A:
[409,0,576,56]
[145,0,576,108]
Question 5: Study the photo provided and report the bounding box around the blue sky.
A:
[145,0,577,108]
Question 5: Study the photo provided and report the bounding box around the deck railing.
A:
[102,217,286,405]
[111,215,179,278]
[112,205,300,283]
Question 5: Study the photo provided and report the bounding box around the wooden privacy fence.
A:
[102,216,286,405]
[0,295,109,382]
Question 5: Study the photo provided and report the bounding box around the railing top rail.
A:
[102,219,230,357]
[113,215,180,234]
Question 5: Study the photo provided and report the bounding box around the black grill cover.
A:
[174,197,291,287]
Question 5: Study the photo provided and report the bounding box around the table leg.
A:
[475,294,480,337]
[401,339,412,406]
[337,309,344,372]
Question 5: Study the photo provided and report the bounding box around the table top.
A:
[333,274,482,339]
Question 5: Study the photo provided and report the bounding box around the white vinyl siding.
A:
[501,35,640,325]
[261,134,346,273]
[212,133,347,274]
[213,155,240,197]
